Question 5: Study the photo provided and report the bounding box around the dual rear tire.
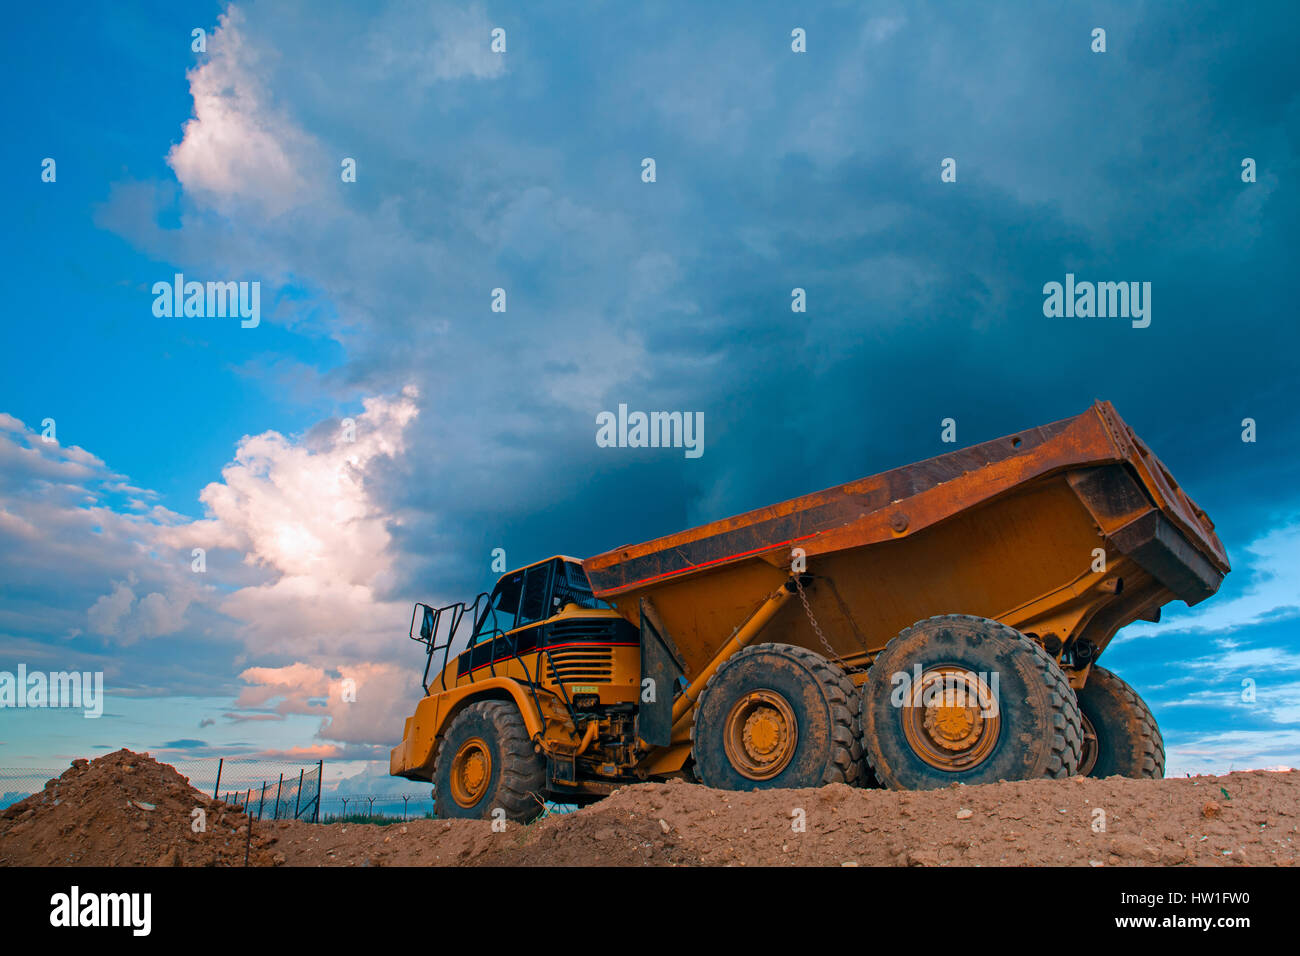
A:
[859,615,1081,789]
[1076,665,1166,778]
[691,643,862,790]
[692,615,1162,791]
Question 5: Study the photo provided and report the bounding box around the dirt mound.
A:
[0,749,276,866]
[472,770,1300,866]
[2,750,1296,867]
[247,766,1298,868]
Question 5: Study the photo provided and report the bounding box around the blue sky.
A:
[1,1,1298,788]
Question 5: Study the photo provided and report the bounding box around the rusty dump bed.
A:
[583,402,1229,677]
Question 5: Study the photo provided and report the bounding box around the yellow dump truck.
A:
[392,401,1229,819]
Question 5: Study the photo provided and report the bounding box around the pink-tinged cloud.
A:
[236,660,417,748]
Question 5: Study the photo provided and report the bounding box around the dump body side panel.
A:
[584,403,1227,601]
[582,402,1228,686]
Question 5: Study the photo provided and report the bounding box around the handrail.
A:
[409,592,582,736]
[409,592,488,694]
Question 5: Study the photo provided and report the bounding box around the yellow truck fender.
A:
[390,677,571,779]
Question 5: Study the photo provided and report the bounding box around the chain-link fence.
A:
[214,760,322,822]
[317,790,579,822]
[2,761,577,822]
[0,768,61,810]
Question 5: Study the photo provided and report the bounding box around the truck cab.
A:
[446,556,639,706]
[390,556,648,818]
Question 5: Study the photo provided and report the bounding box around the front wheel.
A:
[860,614,1082,790]
[433,700,546,822]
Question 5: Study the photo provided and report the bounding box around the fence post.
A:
[257,782,267,821]
[274,773,284,821]
[212,758,223,799]
[314,760,322,823]
[294,768,304,818]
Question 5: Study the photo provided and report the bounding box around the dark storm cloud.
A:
[343,1,1298,605]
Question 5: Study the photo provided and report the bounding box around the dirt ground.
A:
[1,749,1296,866]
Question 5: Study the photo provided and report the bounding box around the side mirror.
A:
[420,606,434,641]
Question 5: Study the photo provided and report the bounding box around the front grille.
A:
[545,647,614,683]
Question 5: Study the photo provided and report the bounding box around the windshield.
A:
[473,570,523,639]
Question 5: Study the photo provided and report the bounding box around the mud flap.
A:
[637,599,684,747]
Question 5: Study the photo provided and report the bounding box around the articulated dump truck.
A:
[392,401,1229,820]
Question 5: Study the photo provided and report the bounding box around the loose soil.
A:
[2,750,1296,867]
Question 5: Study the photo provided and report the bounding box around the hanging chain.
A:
[793,573,864,674]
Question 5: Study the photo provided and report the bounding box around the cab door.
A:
[456,560,556,684]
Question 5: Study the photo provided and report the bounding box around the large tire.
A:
[691,643,862,790]
[433,700,546,822]
[860,614,1082,790]
[1076,665,1165,778]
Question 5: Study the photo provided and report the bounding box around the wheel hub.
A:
[724,690,798,780]
[449,737,492,807]
[903,666,1001,771]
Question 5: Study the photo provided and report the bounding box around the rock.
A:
[155,847,181,867]
[1202,801,1221,819]
[956,808,973,820]
[1109,834,1147,858]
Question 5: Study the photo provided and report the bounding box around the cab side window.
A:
[476,572,523,639]
[516,562,553,628]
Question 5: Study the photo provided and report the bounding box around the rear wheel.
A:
[433,700,546,822]
[860,615,1082,789]
[1077,666,1165,778]
[692,643,862,790]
